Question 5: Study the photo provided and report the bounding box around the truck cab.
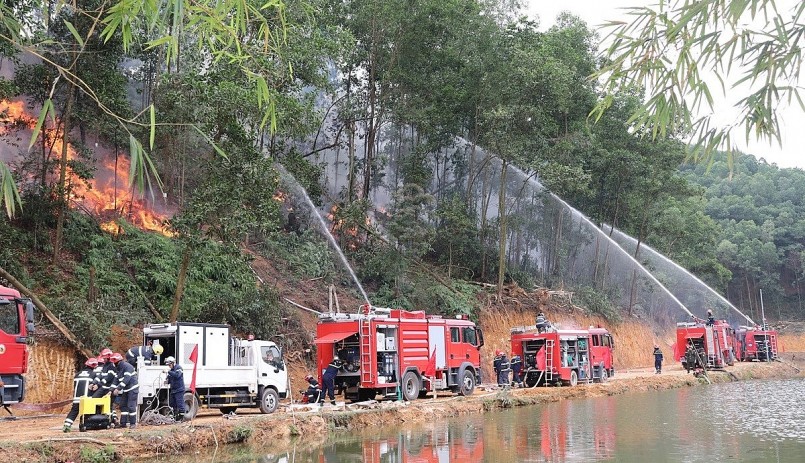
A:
[0,285,35,405]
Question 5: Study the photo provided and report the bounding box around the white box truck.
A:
[136,322,288,419]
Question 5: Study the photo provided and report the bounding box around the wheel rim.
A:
[264,392,276,410]
[570,371,578,386]
[463,372,473,391]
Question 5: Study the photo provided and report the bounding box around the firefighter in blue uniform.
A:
[304,375,322,404]
[164,356,186,421]
[110,352,139,429]
[91,348,116,398]
[493,350,503,383]
[510,352,523,387]
[321,356,342,405]
[653,344,664,374]
[497,352,511,386]
[126,342,163,367]
[63,357,98,432]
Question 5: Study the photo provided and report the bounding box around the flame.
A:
[1,100,173,236]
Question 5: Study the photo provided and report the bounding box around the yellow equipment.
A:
[78,396,113,432]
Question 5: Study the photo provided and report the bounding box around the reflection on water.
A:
[232,378,805,463]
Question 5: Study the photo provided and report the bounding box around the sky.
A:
[526,0,805,170]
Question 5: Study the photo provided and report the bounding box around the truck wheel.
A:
[259,388,279,414]
[599,367,608,383]
[458,369,475,396]
[401,371,420,401]
[565,370,578,387]
[184,392,199,420]
[524,371,538,388]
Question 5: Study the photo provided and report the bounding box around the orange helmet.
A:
[85,358,98,368]
[495,350,502,356]
[305,375,315,382]
[109,352,124,363]
[100,348,113,359]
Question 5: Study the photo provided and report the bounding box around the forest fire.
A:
[0,100,173,236]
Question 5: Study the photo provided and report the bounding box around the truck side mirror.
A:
[25,300,35,334]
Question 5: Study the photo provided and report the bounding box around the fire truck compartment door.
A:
[428,326,446,369]
[314,330,358,344]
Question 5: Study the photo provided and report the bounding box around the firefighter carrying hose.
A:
[321,356,342,406]
[110,353,139,429]
[164,356,186,421]
[63,358,97,432]
[653,344,664,374]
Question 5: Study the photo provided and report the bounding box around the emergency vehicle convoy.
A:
[0,284,35,406]
[315,305,484,401]
[675,318,736,371]
[734,325,778,362]
[510,325,615,387]
[135,322,288,419]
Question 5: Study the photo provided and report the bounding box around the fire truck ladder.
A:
[359,319,373,384]
[544,340,554,384]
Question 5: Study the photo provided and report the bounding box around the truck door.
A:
[460,327,481,364]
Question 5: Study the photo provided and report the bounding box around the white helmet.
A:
[165,356,176,364]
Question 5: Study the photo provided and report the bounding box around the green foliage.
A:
[78,445,117,463]
[263,230,335,280]
[575,286,621,322]
[281,153,324,204]
[226,425,254,443]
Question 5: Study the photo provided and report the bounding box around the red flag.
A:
[188,344,199,393]
[536,346,546,371]
[424,348,437,378]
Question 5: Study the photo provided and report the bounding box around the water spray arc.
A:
[602,224,755,325]
[275,163,370,305]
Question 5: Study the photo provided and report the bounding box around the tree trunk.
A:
[497,160,508,297]
[170,246,193,322]
[53,79,76,260]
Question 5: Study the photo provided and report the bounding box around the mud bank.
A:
[2,359,802,462]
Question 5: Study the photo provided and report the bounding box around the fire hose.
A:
[6,399,73,412]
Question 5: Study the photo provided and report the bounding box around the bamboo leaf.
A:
[63,20,85,48]
[149,104,155,150]
[29,99,54,150]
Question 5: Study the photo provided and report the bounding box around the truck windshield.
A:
[0,300,20,335]
[261,345,281,364]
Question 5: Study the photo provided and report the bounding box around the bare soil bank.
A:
[2,358,802,463]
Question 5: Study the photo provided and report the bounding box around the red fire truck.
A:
[0,284,35,406]
[315,305,484,402]
[510,326,614,387]
[734,325,778,362]
[675,319,736,371]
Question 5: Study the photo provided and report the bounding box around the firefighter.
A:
[164,356,186,421]
[653,344,664,374]
[125,341,163,367]
[497,352,511,386]
[63,358,97,432]
[321,356,341,406]
[536,312,548,333]
[110,352,139,429]
[706,310,715,326]
[91,348,117,398]
[493,350,503,381]
[510,352,523,387]
[303,374,322,404]
[684,344,696,373]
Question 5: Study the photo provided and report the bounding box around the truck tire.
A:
[600,366,608,383]
[565,370,578,387]
[184,392,200,420]
[457,369,475,396]
[259,388,279,414]
[401,371,420,401]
